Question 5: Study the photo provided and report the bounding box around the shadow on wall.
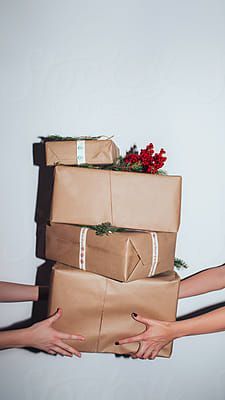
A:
[32,142,55,328]
[33,142,54,224]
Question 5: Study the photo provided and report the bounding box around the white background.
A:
[0,1,225,399]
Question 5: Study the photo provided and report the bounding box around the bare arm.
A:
[174,305,225,337]
[117,307,225,359]
[179,263,225,299]
[0,281,48,302]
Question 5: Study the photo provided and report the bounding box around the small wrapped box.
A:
[45,139,119,166]
[50,166,182,233]
[48,263,180,358]
[44,223,177,281]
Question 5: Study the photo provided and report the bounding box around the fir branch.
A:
[174,257,189,269]
[39,134,107,142]
[89,222,127,235]
[77,222,128,235]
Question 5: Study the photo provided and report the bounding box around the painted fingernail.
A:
[131,312,137,318]
[115,342,119,345]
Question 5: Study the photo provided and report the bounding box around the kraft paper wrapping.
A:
[45,223,177,281]
[45,139,119,166]
[50,166,182,233]
[48,264,180,357]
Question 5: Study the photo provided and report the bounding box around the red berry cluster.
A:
[124,143,167,174]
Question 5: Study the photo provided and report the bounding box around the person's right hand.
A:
[25,308,85,357]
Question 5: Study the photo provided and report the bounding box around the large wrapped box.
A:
[45,139,119,166]
[50,166,182,233]
[45,223,177,281]
[48,263,180,358]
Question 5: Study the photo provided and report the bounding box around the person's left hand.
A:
[116,313,177,359]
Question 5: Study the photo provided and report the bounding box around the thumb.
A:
[46,307,62,325]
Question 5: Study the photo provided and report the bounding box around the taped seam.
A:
[127,238,142,280]
[96,278,108,352]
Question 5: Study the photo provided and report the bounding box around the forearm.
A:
[0,282,48,302]
[179,264,225,299]
[0,328,30,349]
[172,306,225,338]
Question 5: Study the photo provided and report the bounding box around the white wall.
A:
[0,1,225,399]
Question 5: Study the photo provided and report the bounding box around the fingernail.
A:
[131,312,137,318]
[115,342,119,345]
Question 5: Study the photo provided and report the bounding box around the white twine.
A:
[79,227,89,270]
[149,232,159,276]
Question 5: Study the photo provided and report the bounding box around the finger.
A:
[48,350,56,355]
[135,343,149,359]
[46,308,62,326]
[58,331,85,341]
[117,333,144,345]
[131,313,151,326]
[56,340,81,358]
[142,347,155,360]
[144,345,161,360]
[150,347,161,360]
[128,341,141,359]
[128,352,137,359]
[51,345,73,357]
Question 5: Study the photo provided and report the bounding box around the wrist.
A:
[171,320,190,339]
[168,321,186,340]
[13,328,32,348]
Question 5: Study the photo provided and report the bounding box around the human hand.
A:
[25,308,85,357]
[116,313,177,360]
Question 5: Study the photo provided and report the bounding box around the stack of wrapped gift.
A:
[38,136,182,358]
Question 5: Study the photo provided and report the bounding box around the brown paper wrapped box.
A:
[45,223,177,281]
[45,139,119,166]
[48,263,180,357]
[51,166,182,233]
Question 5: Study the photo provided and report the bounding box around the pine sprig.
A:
[82,222,127,235]
[174,257,189,269]
[39,134,109,142]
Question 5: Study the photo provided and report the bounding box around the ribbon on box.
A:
[76,136,114,164]
[77,140,86,165]
[149,232,159,276]
[78,227,159,277]
[79,227,89,270]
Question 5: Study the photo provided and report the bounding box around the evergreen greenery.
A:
[174,257,189,269]
[39,134,104,142]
